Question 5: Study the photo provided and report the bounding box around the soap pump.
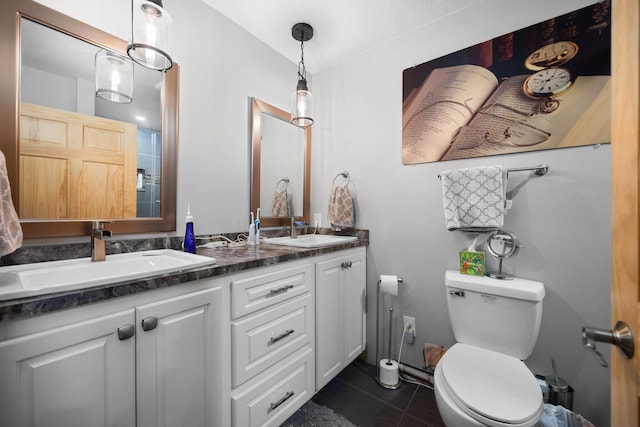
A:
[184,202,196,254]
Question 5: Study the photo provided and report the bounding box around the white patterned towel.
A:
[440,165,506,231]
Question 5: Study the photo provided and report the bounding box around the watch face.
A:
[524,41,579,71]
[523,68,574,98]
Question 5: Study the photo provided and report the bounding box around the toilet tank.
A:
[444,270,545,360]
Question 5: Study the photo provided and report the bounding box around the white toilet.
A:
[434,270,545,427]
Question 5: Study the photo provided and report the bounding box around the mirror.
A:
[0,0,178,238]
[251,98,311,227]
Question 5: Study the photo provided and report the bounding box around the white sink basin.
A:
[0,249,216,300]
[265,234,358,248]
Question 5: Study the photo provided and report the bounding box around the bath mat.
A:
[280,400,357,427]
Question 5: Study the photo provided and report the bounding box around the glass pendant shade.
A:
[290,23,314,127]
[95,49,134,104]
[127,0,173,71]
[291,79,314,127]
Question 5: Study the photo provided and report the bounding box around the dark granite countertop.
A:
[0,230,368,323]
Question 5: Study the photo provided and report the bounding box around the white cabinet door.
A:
[136,286,224,427]
[0,309,136,427]
[343,251,366,362]
[315,248,366,390]
[315,256,344,389]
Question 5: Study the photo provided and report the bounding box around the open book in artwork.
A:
[401,64,610,165]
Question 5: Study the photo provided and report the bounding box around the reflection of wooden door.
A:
[611,0,639,426]
[19,103,137,219]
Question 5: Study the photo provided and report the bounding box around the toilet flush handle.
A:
[581,321,634,368]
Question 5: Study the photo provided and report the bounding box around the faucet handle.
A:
[92,221,112,238]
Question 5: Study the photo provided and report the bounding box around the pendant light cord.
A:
[298,39,307,81]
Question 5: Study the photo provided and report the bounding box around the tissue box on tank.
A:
[459,250,485,276]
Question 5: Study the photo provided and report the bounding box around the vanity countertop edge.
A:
[0,231,368,323]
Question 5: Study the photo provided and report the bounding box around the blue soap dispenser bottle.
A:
[255,208,261,245]
[184,202,196,254]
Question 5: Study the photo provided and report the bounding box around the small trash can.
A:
[545,375,574,410]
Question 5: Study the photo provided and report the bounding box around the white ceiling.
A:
[200,0,476,73]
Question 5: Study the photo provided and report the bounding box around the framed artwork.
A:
[402,2,611,165]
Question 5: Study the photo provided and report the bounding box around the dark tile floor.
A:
[311,359,445,427]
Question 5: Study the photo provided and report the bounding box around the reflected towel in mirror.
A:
[0,150,22,256]
[272,189,289,216]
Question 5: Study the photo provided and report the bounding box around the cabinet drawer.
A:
[232,293,313,387]
[231,262,312,319]
[231,346,314,427]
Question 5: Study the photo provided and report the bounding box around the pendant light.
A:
[95,49,134,103]
[127,0,173,71]
[290,23,314,127]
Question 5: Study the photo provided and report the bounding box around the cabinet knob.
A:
[341,261,352,269]
[117,324,135,340]
[141,316,158,331]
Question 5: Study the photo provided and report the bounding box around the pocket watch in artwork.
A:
[522,41,579,101]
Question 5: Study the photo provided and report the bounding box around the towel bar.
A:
[437,164,549,179]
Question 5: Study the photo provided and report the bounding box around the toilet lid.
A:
[440,343,543,426]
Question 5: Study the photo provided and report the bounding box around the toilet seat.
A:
[439,343,543,427]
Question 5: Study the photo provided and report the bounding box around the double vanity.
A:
[0,231,368,427]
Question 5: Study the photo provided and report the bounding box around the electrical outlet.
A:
[403,316,416,339]
[314,213,322,228]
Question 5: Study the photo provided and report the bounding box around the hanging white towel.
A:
[0,150,22,256]
[440,165,506,231]
[328,184,354,228]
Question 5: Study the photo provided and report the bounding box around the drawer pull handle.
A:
[141,316,158,331]
[341,261,352,269]
[269,391,295,412]
[269,284,294,295]
[269,329,295,344]
[117,324,135,341]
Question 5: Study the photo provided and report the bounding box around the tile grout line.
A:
[337,374,418,413]
[395,385,421,427]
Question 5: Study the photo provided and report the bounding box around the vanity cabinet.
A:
[0,243,368,427]
[229,260,315,427]
[0,308,136,427]
[315,247,367,390]
[0,278,226,427]
[136,287,224,427]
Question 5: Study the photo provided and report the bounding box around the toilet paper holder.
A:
[375,275,404,389]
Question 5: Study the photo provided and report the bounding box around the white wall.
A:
[312,0,611,425]
[38,0,612,425]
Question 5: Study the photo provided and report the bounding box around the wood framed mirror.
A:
[250,98,311,227]
[0,0,178,239]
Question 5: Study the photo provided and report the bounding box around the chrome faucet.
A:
[91,221,112,262]
[290,217,298,239]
